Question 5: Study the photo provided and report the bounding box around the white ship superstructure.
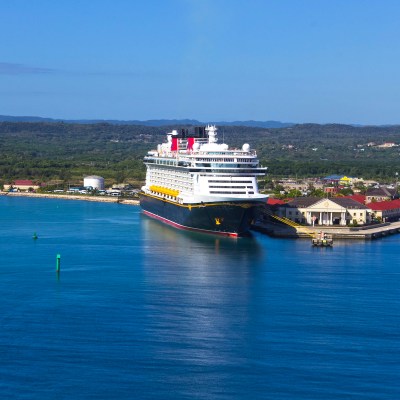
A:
[142,125,266,203]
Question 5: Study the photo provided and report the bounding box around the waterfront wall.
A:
[0,191,139,205]
[252,220,400,240]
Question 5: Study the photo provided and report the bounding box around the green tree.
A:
[287,189,302,198]
[338,188,354,196]
[309,188,325,197]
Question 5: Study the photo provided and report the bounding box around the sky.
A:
[1,0,400,124]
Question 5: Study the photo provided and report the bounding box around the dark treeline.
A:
[1,122,400,185]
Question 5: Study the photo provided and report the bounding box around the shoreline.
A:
[0,191,140,205]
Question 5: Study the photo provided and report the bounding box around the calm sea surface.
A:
[0,196,399,399]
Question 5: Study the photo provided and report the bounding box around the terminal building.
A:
[275,197,371,226]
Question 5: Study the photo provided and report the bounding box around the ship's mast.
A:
[205,125,218,144]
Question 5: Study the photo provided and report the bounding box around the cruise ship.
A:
[139,125,268,237]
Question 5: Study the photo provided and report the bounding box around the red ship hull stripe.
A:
[142,210,239,237]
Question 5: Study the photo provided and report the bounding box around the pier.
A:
[252,220,400,240]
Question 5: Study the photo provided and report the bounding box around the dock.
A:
[252,220,400,240]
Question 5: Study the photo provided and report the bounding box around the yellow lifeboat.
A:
[149,185,179,197]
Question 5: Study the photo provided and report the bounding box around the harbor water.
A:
[0,196,399,399]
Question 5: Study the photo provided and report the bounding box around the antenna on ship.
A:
[206,125,218,143]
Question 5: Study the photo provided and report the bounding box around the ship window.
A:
[209,191,247,194]
[210,163,240,168]
[209,185,247,188]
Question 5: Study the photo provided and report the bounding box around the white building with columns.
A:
[277,197,371,226]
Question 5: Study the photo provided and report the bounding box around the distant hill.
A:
[212,120,294,128]
[0,115,293,128]
[1,120,400,182]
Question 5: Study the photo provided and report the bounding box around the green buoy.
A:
[56,254,61,272]
[33,232,38,240]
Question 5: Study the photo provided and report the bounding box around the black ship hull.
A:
[139,192,263,237]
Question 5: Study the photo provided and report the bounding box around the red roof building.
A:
[3,180,41,192]
[368,199,400,221]
[14,180,35,186]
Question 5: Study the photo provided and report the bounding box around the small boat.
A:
[312,231,333,247]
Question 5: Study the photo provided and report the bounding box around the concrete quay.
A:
[0,191,140,205]
[252,220,400,240]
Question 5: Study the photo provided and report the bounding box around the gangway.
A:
[261,208,333,245]
[270,214,315,237]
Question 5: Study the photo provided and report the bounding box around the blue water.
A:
[0,197,399,399]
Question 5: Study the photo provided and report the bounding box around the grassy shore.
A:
[0,191,140,205]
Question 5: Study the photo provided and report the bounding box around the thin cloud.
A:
[80,70,176,78]
[0,62,174,79]
[0,62,55,75]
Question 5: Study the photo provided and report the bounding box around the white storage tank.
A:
[84,175,105,190]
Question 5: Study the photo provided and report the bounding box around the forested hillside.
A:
[1,122,400,185]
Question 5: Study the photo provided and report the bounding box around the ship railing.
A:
[192,150,258,156]
[155,149,258,157]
